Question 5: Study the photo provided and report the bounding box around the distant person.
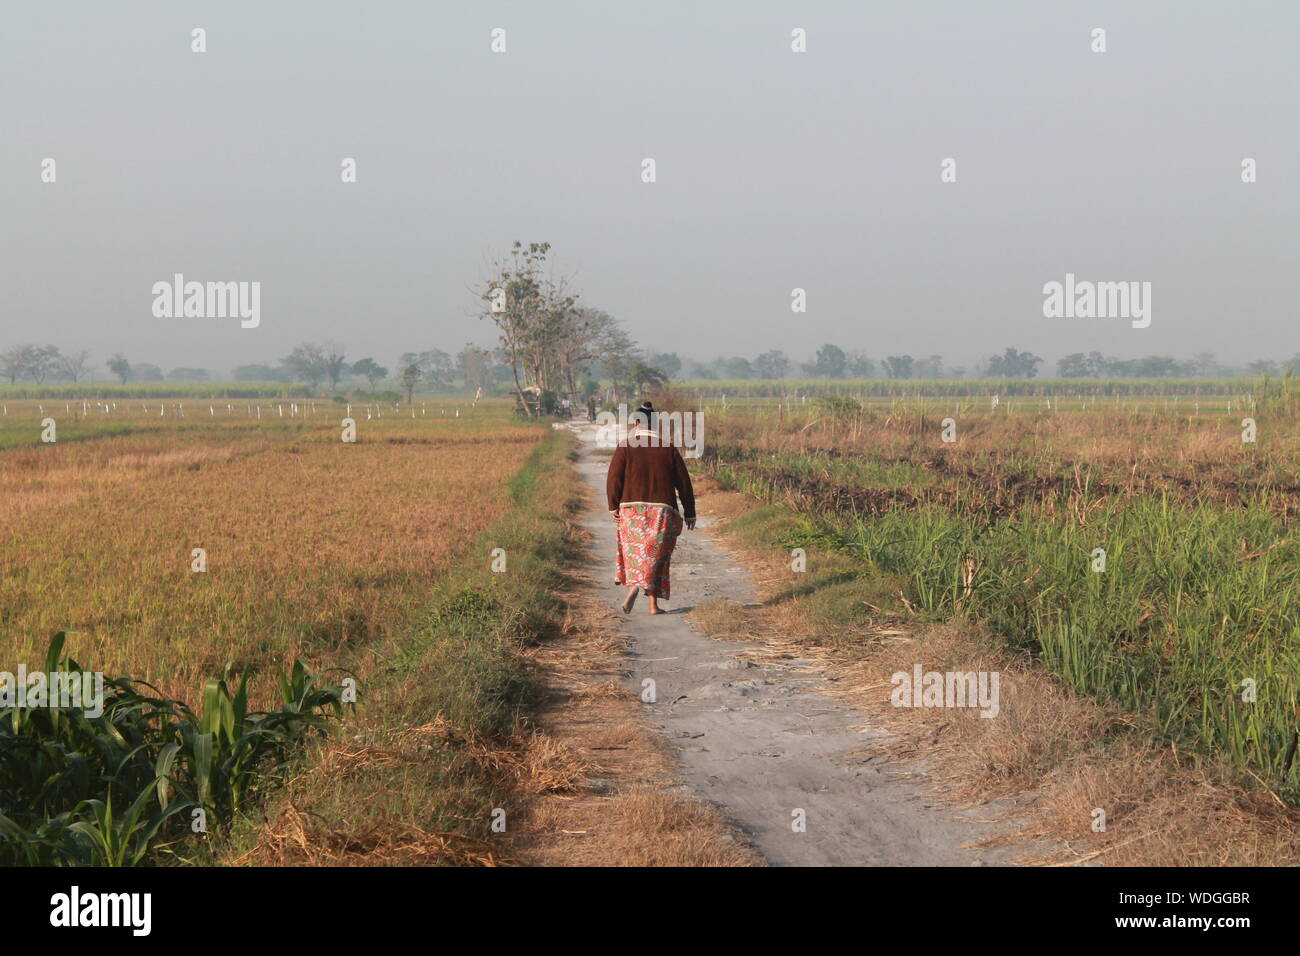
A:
[586,395,597,421]
[561,397,571,418]
[606,401,696,614]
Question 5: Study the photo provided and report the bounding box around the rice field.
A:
[698,393,1300,799]
[0,395,577,865]
[0,398,540,704]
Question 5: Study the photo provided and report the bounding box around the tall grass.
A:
[706,409,1300,799]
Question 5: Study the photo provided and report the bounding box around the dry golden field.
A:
[0,398,540,704]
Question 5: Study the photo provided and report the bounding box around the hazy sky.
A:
[3,1,1297,375]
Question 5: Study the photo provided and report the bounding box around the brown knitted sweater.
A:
[606,440,696,520]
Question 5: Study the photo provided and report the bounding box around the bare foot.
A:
[621,588,639,614]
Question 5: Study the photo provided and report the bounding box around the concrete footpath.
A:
[571,424,1022,866]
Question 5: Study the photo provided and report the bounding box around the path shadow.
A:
[660,601,762,615]
[765,570,861,605]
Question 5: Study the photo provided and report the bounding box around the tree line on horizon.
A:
[5,335,1299,394]
[0,342,510,397]
[656,345,1300,381]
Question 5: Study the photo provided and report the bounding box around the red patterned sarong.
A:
[615,504,684,599]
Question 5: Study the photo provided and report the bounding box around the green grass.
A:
[388,435,575,738]
[217,428,583,864]
[709,461,1300,801]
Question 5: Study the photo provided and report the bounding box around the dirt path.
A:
[572,424,1023,866]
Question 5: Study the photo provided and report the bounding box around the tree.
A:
[813,344,847,379]
[351,358,387,390]
[1192,352,1218,376]
[582,310,637,398]
[687,364,717,380]
[457,346,491,392]
[1081,351,1122,376]
[719,356,754,379]
[1,345,33,384]
[418,350,454,390]
[883,355,915,379]
[25,346,60,384]
[400,363,421,406]
[323,344,348,393]
[648,353,682,377]
[480,241,560,416]
[283,343,327,390]
[107,354,132,384]
[754,350,789,379]
[480,242,638,412]
[548,306,599,398]
[846,350,876,378]
[986,348,1042,378]
[134,363,164,382]
[913,355,944,379]
[57,349,94,382]
[631,362,668,394]
[1056,353,1091,378]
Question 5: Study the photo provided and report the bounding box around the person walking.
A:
[606,401,696,614]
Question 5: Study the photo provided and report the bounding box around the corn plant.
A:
[0,632,351,865]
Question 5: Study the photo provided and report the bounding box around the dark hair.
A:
[637,401,654,414]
